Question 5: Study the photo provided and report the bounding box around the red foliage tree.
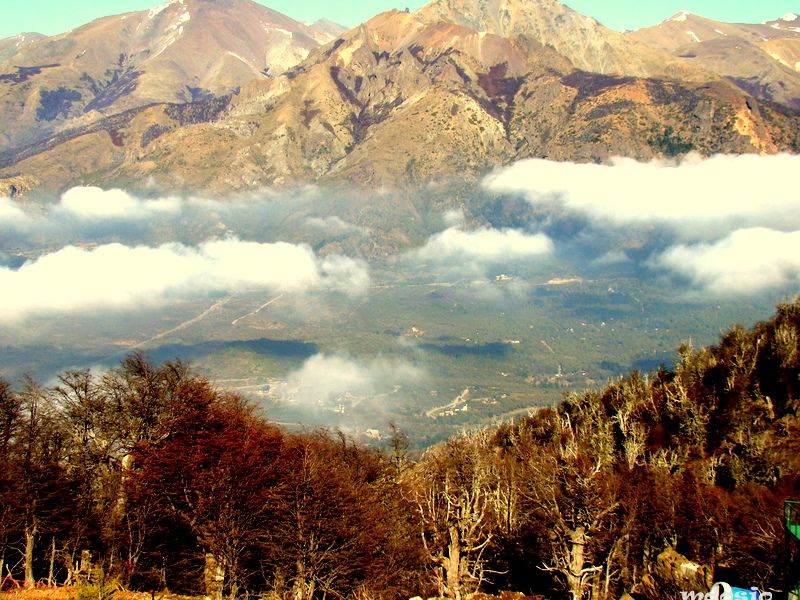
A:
[267,431,418,600]
[133,378,283,599]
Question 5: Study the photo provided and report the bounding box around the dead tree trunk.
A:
[24,518,37,588]
[412,431,502,599]
[445,525,462,600]
[47,537,56,587]
[567,526,586,600]
[204,553,225,600]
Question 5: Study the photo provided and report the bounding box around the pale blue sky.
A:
[1,0,798,40]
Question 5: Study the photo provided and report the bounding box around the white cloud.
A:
[282,354,424,405]
[592,250,632,266]
[319,254,371,292]
[443,209,466,227]
[465,278,532,302]
[653,227,800,294]
[483,154,800,233]
[0,198,30,228]
[305,215,367,235]
[414,227,553,264]
[0,238,369,322]
[56,186,182,220]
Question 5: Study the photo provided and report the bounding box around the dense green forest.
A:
[2,300,800,600]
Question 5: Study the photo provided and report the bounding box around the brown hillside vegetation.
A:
[2,300,800,599]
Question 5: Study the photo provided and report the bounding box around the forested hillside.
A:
[2,300,800,599]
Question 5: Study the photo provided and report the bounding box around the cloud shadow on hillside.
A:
[146,337,320,364]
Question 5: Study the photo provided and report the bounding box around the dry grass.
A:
[0,591,192,600]
[0,591,73,600]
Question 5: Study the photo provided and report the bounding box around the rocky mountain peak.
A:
[310,19,348,38]
[417,0,590,39]
[0,32,45,62]
[415,0,703,79]
[666,10,693,23]
[178,0,239,6]
[765,12,800,34]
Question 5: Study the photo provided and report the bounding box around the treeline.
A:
[2,300,800,599]
[0,356,425,598]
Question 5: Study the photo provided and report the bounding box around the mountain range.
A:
[0,0,799,195]
[631,11,800,110]
[0,0,341,150]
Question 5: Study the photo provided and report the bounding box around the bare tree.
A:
[513,410,621,600]
[407,431,500,600]
[13,378,72,588]
[0,379,23,585]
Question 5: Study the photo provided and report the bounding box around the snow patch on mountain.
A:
[266,25,295,38]
[149,0,184,19]
[150,12,189,60]
[780,13,798,22]
[227,51,255,68]
[670,11,690,23]
[165,11,191,33]
[686,30,700,43]
[771,21,800,32]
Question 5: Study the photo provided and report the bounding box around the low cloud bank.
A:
[442,209,466,227]
[0,198,30,228]
[282,354,424,406]
[0,238,369,322]
[484,154,800,295]
[414,226,553,264]
[6,165,800,301]
[305,215,367,236]
[57,186,182,221]
[653,228,800,295]
[484,154,800,231]
[0,186,369,248]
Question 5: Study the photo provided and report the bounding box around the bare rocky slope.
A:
[1,0,799,196]
[415,0,706,80]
